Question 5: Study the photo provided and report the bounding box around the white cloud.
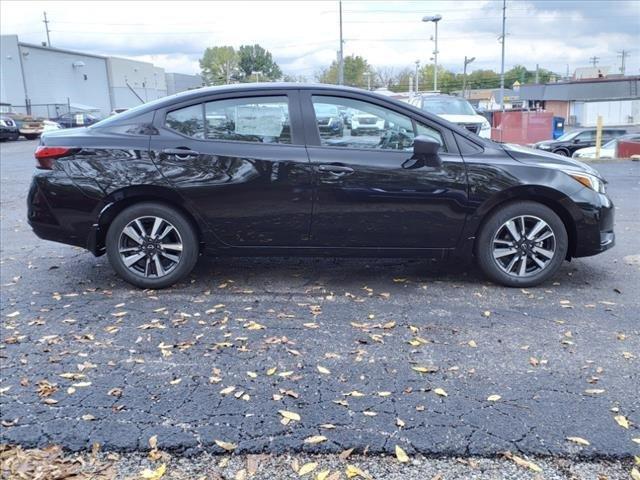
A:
[1,0,638,78]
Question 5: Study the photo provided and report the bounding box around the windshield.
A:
[314,104,338,116]
[602,138,618,149]
[555,130,580,142]
[421,97,476,116]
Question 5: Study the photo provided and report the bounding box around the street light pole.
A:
[422,14,442,92]
[338,0,344,85]
[499,0,506,112]
[364,71,371,90]
[462,56,475,98]
[415,60,420,93]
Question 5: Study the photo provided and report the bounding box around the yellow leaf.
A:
[395,445,409,463]
[279,410,301,421]
[434,388,448,397]
[468,340,477,348]
[215,439,237,451]
[614,415,630,429]
[304,435,327,444]
[632,438,640,444]
[141,464,166,480]
[566,436,590,446]
[220,386,236,395]
[316,470,330,480]
[245,321,265,330]
[510,454,542,473]
[344,391,365,397]
[345,464,371,479]
[298,462,318,476]
[267,367,277,376]
[631,468,640,480]
[317,366,331,375]
[412,366,438,374]
[487,395,501,402]
[149,435,158,449]
[377,391,392,397]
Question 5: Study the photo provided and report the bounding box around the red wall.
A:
[617,139,640,158]
[491,111,554,144]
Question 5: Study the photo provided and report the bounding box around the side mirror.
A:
[405,135,442,168]
[573,137,581,143]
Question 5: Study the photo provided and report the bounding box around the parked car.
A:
[29,83,614,289]
[42,120,62,133]
[572,133,640,160]
[52,112,101,128]
[534,128,627,156]
[407,94,492,138]
[350,112,385,136]
[0,116,20,141]
[4,113,45,139]
[313,103,344,137]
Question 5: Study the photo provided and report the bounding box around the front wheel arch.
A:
[473,192,578,259]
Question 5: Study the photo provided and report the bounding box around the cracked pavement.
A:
[1,139,639,459]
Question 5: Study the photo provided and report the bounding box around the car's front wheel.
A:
[476,201,568,287]
[106,202,199,289]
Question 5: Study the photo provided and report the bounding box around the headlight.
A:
[0,119,6,127]
[538,144,551,150]
[480,120,491,131]
[564,170,606,194]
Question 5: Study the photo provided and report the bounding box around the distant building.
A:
[166,72,204,96]
[573,66,611,80]
[0,34,200,118]
[454,88,520,111]
[519,76,640,127]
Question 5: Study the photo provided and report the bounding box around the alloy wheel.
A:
[118,216,183,278]
[491,215,556,277]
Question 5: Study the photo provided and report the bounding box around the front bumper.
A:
[572,190,615,258]
[0,128,20,140]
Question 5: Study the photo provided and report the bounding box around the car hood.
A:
[437,114,486,124]
[502,143,601,177]
[534,139,556,147]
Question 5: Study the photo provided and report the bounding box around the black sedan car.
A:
[0,116,20,141]
[534,127,627,156]
[28,84,614,288]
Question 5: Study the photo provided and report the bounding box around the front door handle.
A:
[316,164,354,175]
[162,148,200,157]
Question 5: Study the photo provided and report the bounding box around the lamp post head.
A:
[465,56,476,65]
[422,14,442,23]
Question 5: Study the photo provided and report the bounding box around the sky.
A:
[1,0,639,80]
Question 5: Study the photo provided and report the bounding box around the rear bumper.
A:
[27,172,102,254]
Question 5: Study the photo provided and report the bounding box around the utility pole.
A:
[499,0,506,112]
[43,11,51,47]
[364,71,371,90]
[415,60,420,93]
[535,63,539,83]
[338,0,344,85]
[589,56,600,67]
[462,56,475,98]
[618,50,630,75]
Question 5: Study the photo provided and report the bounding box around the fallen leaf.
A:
[141,464,166,480]
[215,439,237,451]
[316,470,331,480]
[345,464,371,479]
[317,366,331,375]
[279,410,301,421]
[412,366,438,374]
[304,435,327,444]
[507,453,542,473]
[631,467,640,480]
[614,415,630,429]
[298,462,318,476]
[434,388,448,397]
[566,436,590,446]
[395,445,409,463]
[487,395,501,402]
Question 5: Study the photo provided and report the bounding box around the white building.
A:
[0,34,201,118]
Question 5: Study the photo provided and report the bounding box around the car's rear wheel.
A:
[476,201,568,287]
[106,202,199,289]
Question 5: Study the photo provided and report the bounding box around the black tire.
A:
[476,201,568,287]
[553,148,569,156]
[106,202,199,289]
[24,134,40,140]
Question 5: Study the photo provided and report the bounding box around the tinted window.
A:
[311,96,445,151]
[204,96,290,144]
[576,131,595,141]
[421,97,476,116]
[165,104,205,138]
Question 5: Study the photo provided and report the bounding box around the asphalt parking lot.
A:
[1,139,638,460]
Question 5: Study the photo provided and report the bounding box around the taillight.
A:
[34,146,74,170]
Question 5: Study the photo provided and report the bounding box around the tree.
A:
[316,55,370,88]
[237,44,282,81]
[199,46,240,85]
[375,66,396,88]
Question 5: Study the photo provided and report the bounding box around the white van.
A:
[407,94,491,138]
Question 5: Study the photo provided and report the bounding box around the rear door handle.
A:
[316,164,354,175]
[162,148,200,157]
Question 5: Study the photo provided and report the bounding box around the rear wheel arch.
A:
[473,187,579,258]
[95,187,204,251]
